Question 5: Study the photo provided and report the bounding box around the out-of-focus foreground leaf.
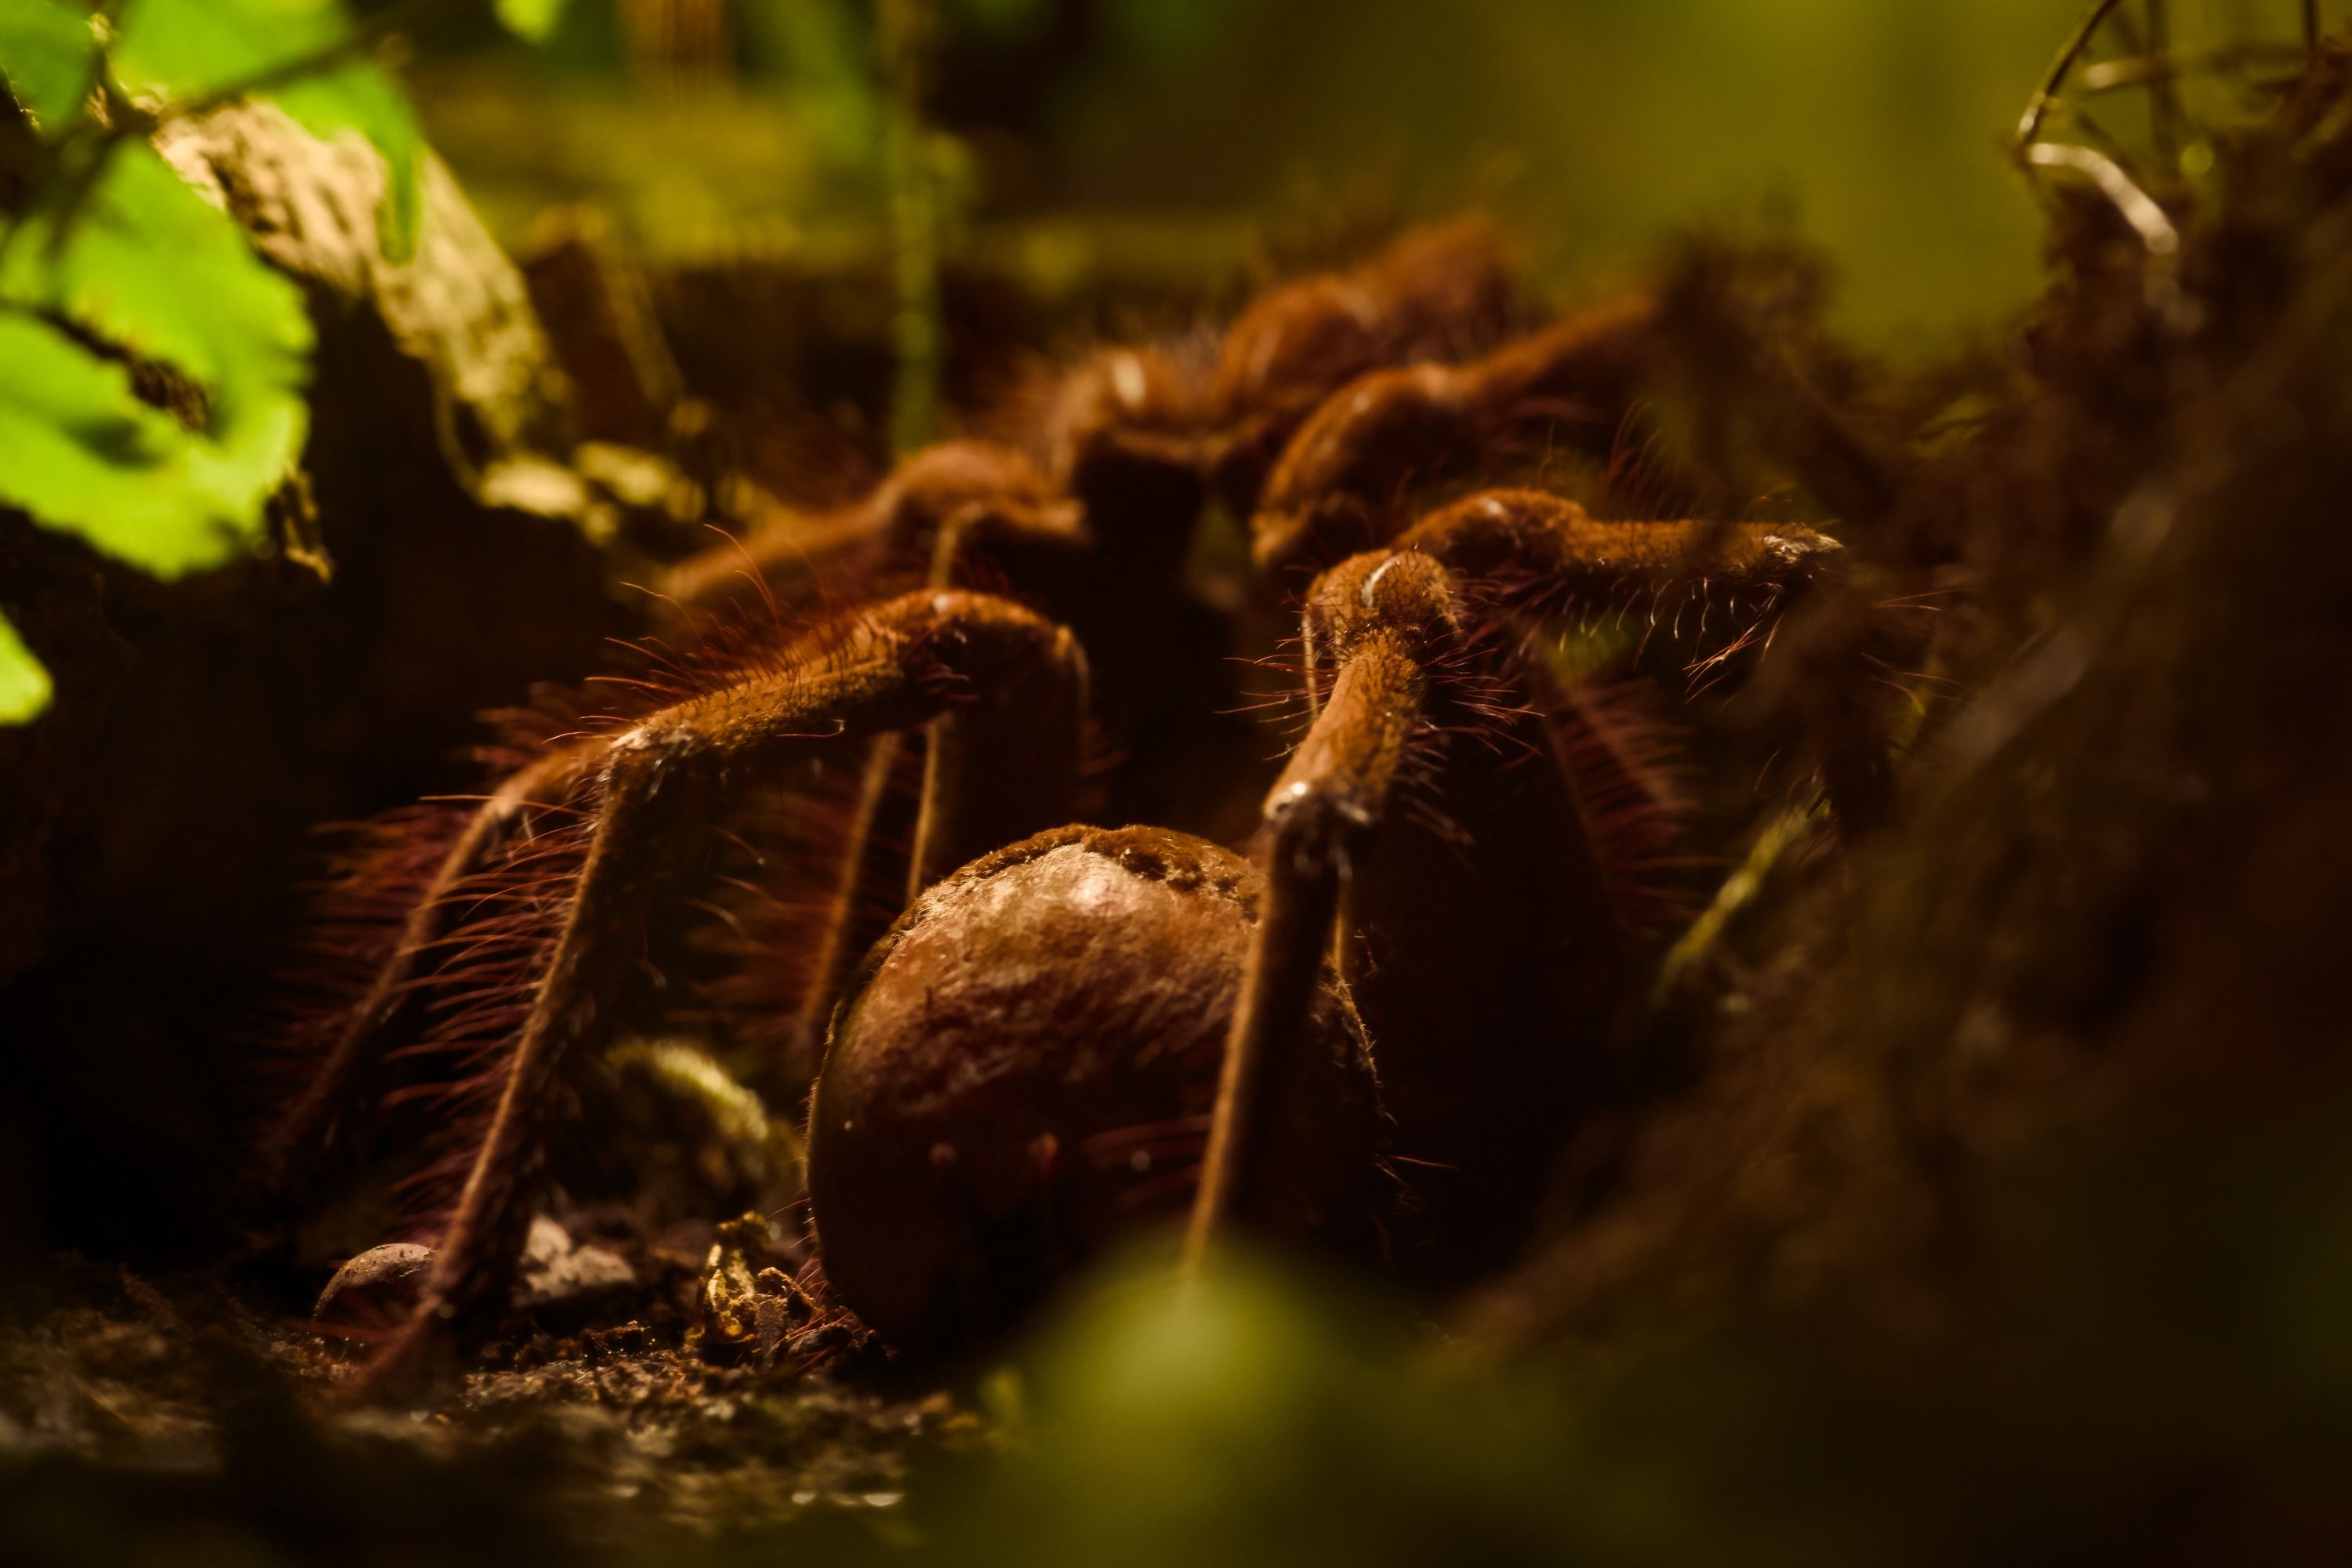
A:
[924,1251,1730,1568]
[0,0,94,137]
[0,610,52,724]
[495,0,578,45]
[0,142,312,576]
[111,0,425,260]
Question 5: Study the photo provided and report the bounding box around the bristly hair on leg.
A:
[256,586,904,1236]
[289,590,1087,1400]
[263,775,602,1236]
[1538,676,1697,935]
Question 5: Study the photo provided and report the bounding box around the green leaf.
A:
[110,0,343,96]
[494,0,576,45]
[0,313,260,575]
[2,138,314,412]
[0,143,311,576]
[0,609,53,725]
[111,0,424,261]
[0,0,95,136]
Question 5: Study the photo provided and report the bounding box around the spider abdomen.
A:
[807,824,1381,1345]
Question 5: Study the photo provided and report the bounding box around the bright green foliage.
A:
[0,0,522,726]
[0,0,96,137]
[112,0,426,261]
[2,142,314,434]
[938,1250,1708,1566]
[0,610,52,724]
[0,305,300,578]
[0,141,313,576]
[494,0,577,45]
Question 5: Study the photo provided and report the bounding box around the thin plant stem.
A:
[2145,0,2181,165]
[2020,0,2129,147]
[877,0,942,458]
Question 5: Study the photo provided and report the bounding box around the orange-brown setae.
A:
[266,220,1895,1399]
[1191,496,1845,1279]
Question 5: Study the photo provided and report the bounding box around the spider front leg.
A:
[1185,572,1436,1261]
[347,590,1087,1400]
[1386,490,1889,833]
[1189,494,1843,1279]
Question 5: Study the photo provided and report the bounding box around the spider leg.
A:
[354,590,1087,1400]
[1468,296,1661,426]
[1185,564,1436,1264]
[1249,296,1662,572]
[661,499,890,618]
[1392,488,1842,623]
[773,732,909,1095]
[660,441,1075,616]
[769,499,1092,1091]
[1389,489,1889,832]
[1193,549,1613,1278]
[262,743,604,1208]
[1207,218,1524,517]
[1191,493,1850,1274]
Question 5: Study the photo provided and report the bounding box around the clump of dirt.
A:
[0,1256,982,1559]
[1442,51,2352,1556]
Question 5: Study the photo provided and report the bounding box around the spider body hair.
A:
[1250,296,1664,570]
[272,590,1088,1398]
[262,218,1918,1394]
[662,440,1083,619]
[1208,217,1527,515]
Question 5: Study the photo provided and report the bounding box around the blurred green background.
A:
[398,0,2345,350]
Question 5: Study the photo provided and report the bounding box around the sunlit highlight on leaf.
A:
[0,0,96,138]
[0,610,53,725]
[0,302,299,578]
[495,0,576,45]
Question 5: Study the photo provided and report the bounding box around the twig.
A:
[1647,802,1817,1013]
[2027,142,2180,256]
[2019,0,2129,147]
[2078,41,2305,93]
[2144,0,2181,165]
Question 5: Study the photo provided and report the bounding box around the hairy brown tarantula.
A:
[262,221,1870,1398]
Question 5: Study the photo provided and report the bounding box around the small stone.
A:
[314,1243,434,1327]
[695,1213,799,1359]
[512,1214,637,1309]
